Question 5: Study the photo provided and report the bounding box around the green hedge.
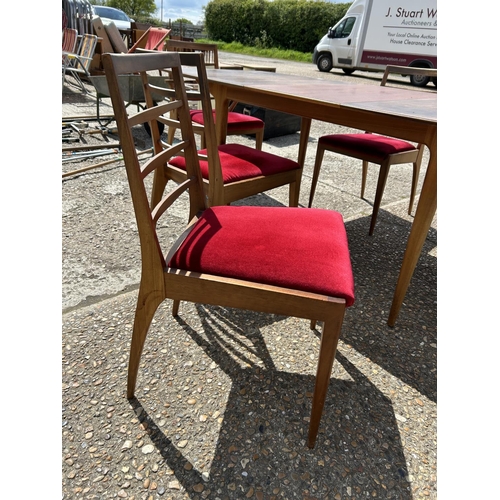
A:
[204,0,351,53]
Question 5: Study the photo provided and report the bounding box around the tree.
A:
[106,0,157,20]
[174,18,193,25]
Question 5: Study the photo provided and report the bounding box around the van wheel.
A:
[317,54,333,72]
[410,74,430,87]
[342,68,355,75]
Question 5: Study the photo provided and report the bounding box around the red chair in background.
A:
[129,27,171,52]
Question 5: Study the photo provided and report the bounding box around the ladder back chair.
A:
[165,40,265,150]
[150,51,302,208]
[308,65,436,235]
[101,51,355,448]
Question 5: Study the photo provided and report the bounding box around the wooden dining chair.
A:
[101,51,355,448]
[165,40,265,150]
[152,51,302,208]
[308,66,434,235]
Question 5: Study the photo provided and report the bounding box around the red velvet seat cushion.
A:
[169,143,301,184]
[319,134,416,163]
[168,206,355,307]
[190,109,264,132]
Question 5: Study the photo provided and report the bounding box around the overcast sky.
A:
[155,0,344,25]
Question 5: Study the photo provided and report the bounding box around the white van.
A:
[312,0,437,87]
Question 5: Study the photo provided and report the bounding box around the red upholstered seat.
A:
[318,134,416,164]
[169,143,300,184]
[309,131,423,235]
[168,205,355,307]
[190,109,264,133]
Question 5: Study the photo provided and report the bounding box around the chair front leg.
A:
[288,170,302,207]
[369,161,390,236]
[307,305,345,448]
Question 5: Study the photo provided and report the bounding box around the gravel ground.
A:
[62,54,437,499]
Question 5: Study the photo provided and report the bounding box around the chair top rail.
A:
[381,65,437,86]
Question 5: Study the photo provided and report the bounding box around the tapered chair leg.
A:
[408,146,423,215]
[150,168,170,210]
[361,160,369,199]
[308,144,326,208]
[172,299,180,316]
[127,286,164,399]
[167,123,176,145]
[255,129,264,151]
[408,161,420,215]
[308,306,345,448]
[408,162,421,214]
[289,170,302,207]
[369,162,390,236]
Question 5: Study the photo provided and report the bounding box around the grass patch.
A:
[196,39,312,63]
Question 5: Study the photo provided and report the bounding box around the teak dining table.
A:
[182,68,437,326]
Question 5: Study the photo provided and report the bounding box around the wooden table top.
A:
[182,68,436,146]
[184,68,437,123]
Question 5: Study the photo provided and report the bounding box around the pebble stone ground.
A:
[62,53,437,500]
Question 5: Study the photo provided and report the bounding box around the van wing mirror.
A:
[328,27,335,38]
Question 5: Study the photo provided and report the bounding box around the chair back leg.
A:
[255,128,264,150]
[308,142,326,208]
[127,284,166,398]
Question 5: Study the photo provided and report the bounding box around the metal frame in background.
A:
[62,0,94,36]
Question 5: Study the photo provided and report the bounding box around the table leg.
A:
[298,118,311,168]
[388,134,437,326]
[212,85,229,146]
